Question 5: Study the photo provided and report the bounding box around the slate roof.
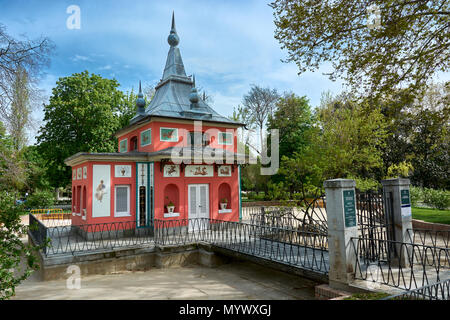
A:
[129,13,243,127]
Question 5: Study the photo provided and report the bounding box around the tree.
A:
[0,23,53,116]
[409,107,449,188]
[267,92,314,160]
[0,191,42,300]
[118,89,138,129]
[21,145,51,193]
[270,0,449,97]
[241,85,280,155]
[316,93,388,179]
[36,71,131,188]
[0,120,27,192]
[379,82,449,188]
[3,67,32,151]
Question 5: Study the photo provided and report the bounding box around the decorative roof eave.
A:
[114,115,245,138]
[64,152,150,167]
[64,148,247,167]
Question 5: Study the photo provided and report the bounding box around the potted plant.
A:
[220,198,228,210]
[166,197,175,213]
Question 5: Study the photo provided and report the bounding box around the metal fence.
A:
[382,279,450,300]
[28,213,48,254]
[29,213,329,274]
[154,218,329,274]
[356,190,395,261]
[351,236,450,291]
[242,195,327,235]
[29,214,154,256]
[408,229,450,249]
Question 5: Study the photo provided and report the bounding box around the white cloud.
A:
[71,54,92,62]
[99,65,112,70]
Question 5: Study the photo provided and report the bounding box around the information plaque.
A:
[343,189,357,228]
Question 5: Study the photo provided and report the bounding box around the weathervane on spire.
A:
[167,11,179,47]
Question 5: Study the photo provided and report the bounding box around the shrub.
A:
[409,186,423,206]
[348,176,380,192]
[0,190,41,299]
[422,188,450,210]
[25,190,55,209]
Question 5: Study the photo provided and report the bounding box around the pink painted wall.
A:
[71,162,136,226]
[117,121,238,154]
[153,162,239,223]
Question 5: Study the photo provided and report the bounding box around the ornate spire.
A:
[162,12,187,80]
[136,80,146,114]
[167,11,179,47]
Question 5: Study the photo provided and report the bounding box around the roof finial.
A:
[167,11,180,47]
[136,80,146,114]
[189,74,199,107]
[171,11,176,32]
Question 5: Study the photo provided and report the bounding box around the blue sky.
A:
[0,0,346,142]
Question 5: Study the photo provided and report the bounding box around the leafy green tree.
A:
[268,92,315,160]
[21,145,52,193]
[379,83,449,188]
[118,89,138,129]
[36,71,131,188]
[270,0,449,97]
[409,107,449,188]
[0,191,42,300]
[0,121,27,192]
[316,93,388,179]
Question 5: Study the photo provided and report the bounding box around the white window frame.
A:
[140,129,151,146]
[114,185,131,217]
[119,138,128,153]
[218,132,233,145]
[160,127,178,142]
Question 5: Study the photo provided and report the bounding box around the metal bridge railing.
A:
[154,218,329,274]
[382,279,450,300]
[407,229,450,249]
[351,236,450,291]
[28,213,48,255]
[30,213,329,274]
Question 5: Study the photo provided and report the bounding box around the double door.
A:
[188,184,209,231]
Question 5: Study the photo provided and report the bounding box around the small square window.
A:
[141,129,151,146]
[119,139,128,153]
[218,132,233,145]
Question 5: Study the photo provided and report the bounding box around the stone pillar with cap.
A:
[381,178,413,267]
[324,179,359,290]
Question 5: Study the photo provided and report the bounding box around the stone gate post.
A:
[381,178,413,267]
[324,179,359,290]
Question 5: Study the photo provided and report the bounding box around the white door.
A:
[188,184,209,231]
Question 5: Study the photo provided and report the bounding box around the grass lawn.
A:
[343,292,391,300]
[412,207,450,225]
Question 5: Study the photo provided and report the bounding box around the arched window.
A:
[82,186,87,220]
[218,183,232,210]
[77,185,82,214]
[72,186,76,214]
[130,136,138,151]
